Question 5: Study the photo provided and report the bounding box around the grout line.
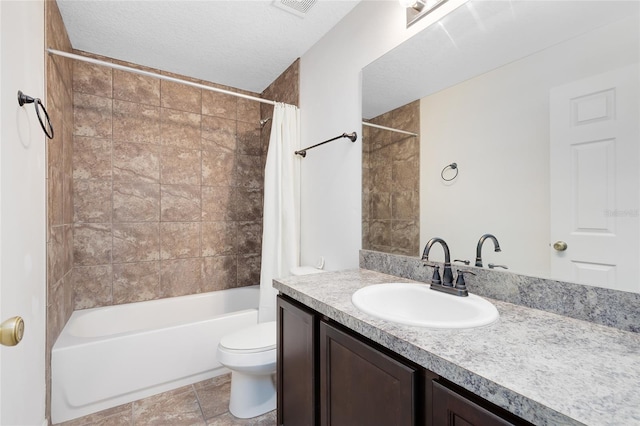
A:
[191,384,208,423]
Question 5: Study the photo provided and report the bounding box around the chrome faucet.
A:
[475,234,501,267]
[422,237,454,287]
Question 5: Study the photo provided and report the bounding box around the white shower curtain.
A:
[259,103,300,322]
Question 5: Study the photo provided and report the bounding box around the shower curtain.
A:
[259,103,300,323]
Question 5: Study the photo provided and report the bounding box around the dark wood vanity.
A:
[277,295,532,426]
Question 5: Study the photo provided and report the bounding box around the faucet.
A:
[422,237,469,297]
[475,234,501,267]
[422,237,454,286]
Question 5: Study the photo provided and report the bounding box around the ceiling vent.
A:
[273,0,317,18]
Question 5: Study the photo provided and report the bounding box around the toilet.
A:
[217,321,277,418]
[217,265,325,418]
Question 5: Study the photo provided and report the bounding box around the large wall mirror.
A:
[362,0,640,293]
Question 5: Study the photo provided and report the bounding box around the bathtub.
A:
[51,286,260,424]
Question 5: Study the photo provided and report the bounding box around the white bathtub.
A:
[51,286,260,424]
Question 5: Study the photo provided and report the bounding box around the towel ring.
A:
[17,90,54,139]
[441,162,458,181]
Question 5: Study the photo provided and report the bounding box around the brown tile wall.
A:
[70,56,299,311]
[362,100,420,256]
[260,58,300,166]
[45,0,75,420]
[71,53,278,310]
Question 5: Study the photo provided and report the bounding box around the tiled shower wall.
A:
[260,59,300,163]
[45,0,75,418]
[362,100,420,256]
[71,54,292,310]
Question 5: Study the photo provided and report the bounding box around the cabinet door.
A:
[320,321,416,426]
[277,296,318,426]
[432,381,522,426]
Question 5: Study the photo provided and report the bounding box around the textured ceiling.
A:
[57,0,361,94]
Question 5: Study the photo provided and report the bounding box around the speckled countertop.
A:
[273,269,640,426]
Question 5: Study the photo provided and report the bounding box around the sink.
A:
[351,283,499,329]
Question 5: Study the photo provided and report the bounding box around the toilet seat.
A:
[219,321,276,354]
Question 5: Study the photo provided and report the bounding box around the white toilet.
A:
[217,265,325,418]
[217,321,277,418]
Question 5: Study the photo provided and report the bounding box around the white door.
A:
[0,1,47,424]
[550,64,639,292]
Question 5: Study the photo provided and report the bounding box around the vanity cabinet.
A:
[277,295,318,426]
[277,295,531,426]
[432,380,529,426]
[319,320,417,426]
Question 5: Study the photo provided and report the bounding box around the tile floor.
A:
[56,374,276,426]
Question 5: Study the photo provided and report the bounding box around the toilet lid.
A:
[219,321,276,353]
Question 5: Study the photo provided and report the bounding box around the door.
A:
[550,64,639,292]
[319,321,416,426]
[0,1,47,424]
[277,295,318,426]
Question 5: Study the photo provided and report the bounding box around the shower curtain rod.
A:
[362,121,418,137]
[47,49,278,106]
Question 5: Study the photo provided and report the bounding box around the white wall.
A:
[0,0,47,424]
[419,16,639,277]
[299,0,467,270]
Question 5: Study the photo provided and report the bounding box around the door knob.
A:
[1,316,25,347]
[553,241,568,251]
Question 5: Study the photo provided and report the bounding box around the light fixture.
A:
[399,0,425,12]
[401,0,449,27]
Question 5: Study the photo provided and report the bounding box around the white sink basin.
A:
[351,283,499,329]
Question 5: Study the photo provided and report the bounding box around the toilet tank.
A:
[290,266,325,276]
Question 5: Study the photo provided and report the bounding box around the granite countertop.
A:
[273,269,640,426]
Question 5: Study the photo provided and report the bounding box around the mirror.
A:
[362,0,640,293]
